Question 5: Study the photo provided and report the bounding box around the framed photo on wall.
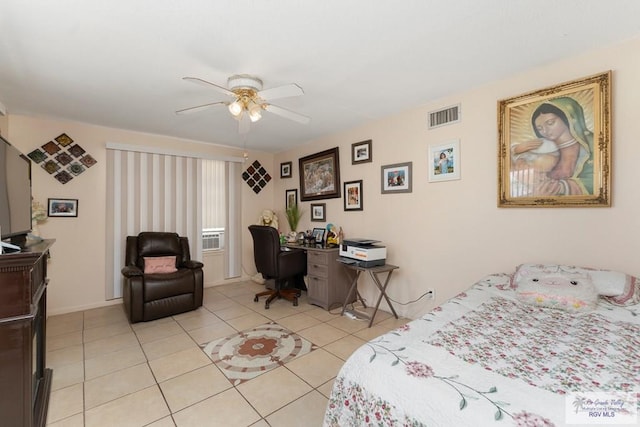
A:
[498,71,611,207]
[428,140,461,182]
[381,162,412,194]
[344,180,363,211]
[299,147,341,201]
[285,189,298,210]
[48,198,78,217]
[310,203,326,221]
[280,161,292,178]
[351,140,372,164]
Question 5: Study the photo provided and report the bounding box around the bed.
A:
[323,265,640,426]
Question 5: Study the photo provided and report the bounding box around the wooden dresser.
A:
[304,246,354,310]
[0,239,54,427]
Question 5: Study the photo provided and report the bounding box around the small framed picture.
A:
[48,198,78,217]
[428,140,461,182]
[351,140,372,164]
[280,161,292,178]
[344,180,363,211]
[310,203,326,221]
[285,189,298,210]
[381,162,412,194]
[312,227,326,243]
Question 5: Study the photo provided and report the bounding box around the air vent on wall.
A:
[428,104,460,129]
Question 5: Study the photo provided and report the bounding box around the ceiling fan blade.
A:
[182,76,236,98]
[263,104,311,124]
[175,101,226,115]
[258,83,304,100]
[238,114,251,134]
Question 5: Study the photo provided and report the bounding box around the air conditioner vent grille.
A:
[202,228,225,250]
[428,104,460,129]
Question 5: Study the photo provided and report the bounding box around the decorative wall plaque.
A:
[242,160,271,194]
[27,133,97,184]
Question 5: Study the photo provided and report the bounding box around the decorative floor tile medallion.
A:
[202,323,316,385]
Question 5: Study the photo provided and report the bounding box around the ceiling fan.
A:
[176,74,311,134]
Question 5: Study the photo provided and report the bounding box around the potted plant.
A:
[285,204,303,241]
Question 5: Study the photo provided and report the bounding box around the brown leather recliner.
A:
[121,232,204,323]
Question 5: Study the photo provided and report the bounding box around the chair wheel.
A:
[265,302,270,309]
[254,296,259,302]
[293,298,298,307]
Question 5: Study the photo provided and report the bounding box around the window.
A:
[202,159,226,250]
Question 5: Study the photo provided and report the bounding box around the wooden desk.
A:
[340,263,399,327]
[286,244,353,310]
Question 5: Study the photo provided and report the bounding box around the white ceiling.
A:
[1,1,639,153]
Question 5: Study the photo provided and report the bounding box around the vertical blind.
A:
[105,144,242,300]
[202,159,226,230]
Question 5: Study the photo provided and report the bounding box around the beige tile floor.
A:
[46,280,410,427]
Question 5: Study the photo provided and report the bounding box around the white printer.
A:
[338,238,386,267]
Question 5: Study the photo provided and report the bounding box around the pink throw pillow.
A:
[144,256,177,274]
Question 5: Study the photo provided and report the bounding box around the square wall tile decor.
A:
[27,133,97,184]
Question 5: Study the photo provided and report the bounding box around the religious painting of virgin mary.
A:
[498,71,611,207]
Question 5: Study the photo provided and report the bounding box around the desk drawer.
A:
[307,262,328,278]
[307,275,328,307]
[307,250,330,265]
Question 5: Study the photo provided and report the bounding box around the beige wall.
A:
[274,36,640,319]
[5,36,639,318]
[6,116,274,315]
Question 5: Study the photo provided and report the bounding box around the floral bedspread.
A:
[323,273,640,427]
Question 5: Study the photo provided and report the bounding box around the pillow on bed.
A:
[602,276,640,306]
[515,272,598,312]
[513,263,632,297]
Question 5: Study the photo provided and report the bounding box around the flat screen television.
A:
[0,134,32,246]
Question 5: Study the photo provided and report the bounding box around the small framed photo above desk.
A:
[344,180,363,211]
[351,140,372,164]
[381,162,412,194]
[285,189,298,210]
[310,203,326,221]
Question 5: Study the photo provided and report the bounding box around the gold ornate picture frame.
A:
[498,71,611,207]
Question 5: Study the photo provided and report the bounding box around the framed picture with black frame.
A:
[351,140,372,164]
[344,180,363,211]
[312,227,326,244]
[48,198,78,217]
[299,147,341,201]
[280,161,292,178]
[310,203,326,221]
[285,189,298,210]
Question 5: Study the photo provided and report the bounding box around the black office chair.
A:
[248,225,306,309]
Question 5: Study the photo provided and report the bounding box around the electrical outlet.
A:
[426,289,435,299]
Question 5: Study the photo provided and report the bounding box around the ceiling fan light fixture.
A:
[228,100,243,116]
[248,103,262,122]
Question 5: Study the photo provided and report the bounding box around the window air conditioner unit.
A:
[202,228,225,250]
